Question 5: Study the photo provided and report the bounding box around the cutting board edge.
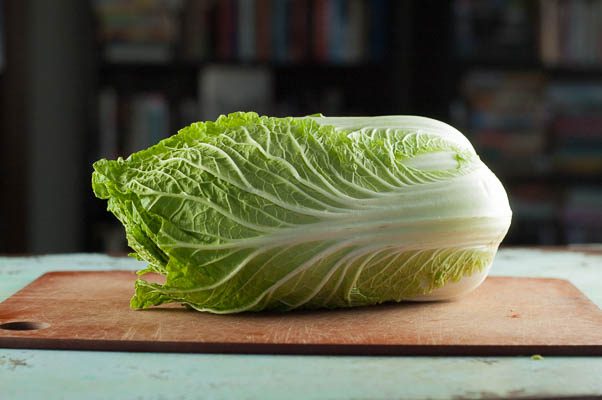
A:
[1,337,601,356]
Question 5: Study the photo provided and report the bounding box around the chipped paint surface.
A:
[0,355,29,370]
[0,249,601,399]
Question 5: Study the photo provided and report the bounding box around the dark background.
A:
[1,0,601,254]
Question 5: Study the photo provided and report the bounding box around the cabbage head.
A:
[92,112,511,313]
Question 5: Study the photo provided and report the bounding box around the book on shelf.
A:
[313,0,328,62]
[256,0,272,61]
[126,93,170,155]
[94,0,389,65]
[540,0,602,67]
[453,0,536,62]
[199,65,272,121]
[238,0,256,61]
[346,0,366,63]
[290,0,310,62]
[547,83,602,174]
[271,0,289,62]
[97,90,175,158]
[563,186,602,243]
[181,0,213,61]
[103,42,172,63]
[217,0,237,60]
[507,183,559,244]
[93,0,182,63]
[327,0,345,63]
[368,0,387,61]
[510,184,558,221]
[459,71,547,172]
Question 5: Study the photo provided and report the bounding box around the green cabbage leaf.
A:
[92,112,511,313]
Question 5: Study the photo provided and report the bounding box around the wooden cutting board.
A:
[1,271,601,356]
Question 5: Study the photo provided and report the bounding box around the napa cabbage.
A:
[92,112,511,313]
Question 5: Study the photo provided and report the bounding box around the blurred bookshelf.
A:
[451,0,602,245]
[91,0,399,157]
[86,0,602,252]
[87,0,409,252]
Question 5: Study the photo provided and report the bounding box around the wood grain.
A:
[0,271,601,355]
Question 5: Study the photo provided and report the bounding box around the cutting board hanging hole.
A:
[0,321,50,331]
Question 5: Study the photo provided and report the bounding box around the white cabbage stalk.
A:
[92,112,511,313]
[312,116,512,301]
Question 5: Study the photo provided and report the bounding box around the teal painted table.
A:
[1,248,601,400]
